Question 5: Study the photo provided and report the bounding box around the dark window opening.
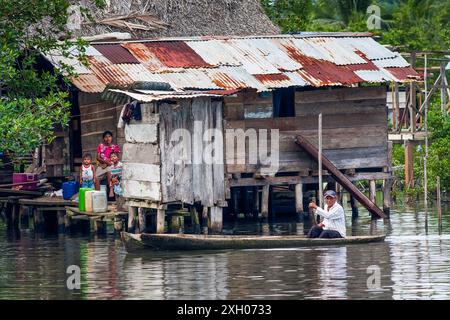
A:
[273,88,295,117]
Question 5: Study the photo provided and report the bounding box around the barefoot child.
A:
[79,153,98,189]
[107,152,123,198]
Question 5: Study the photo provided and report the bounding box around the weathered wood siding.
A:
[159,98,225,207]
[78,92,123,155]
[121,104,161,201]
[224,86,388,173]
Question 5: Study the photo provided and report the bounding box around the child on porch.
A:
[107,152,123,198]
[79,153,99,189]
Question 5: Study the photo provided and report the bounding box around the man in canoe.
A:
[307,190,346,238]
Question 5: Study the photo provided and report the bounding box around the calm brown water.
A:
[0,195,449,300]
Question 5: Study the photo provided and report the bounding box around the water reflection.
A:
[0,198,448,300]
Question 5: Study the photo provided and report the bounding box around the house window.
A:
[273,88,295,117]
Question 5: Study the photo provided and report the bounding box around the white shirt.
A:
[316,202,346,237]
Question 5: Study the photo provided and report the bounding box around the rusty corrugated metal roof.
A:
[70,73,106,93]
[44,34,420,94]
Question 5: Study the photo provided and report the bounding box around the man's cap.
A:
[324,190,337,198]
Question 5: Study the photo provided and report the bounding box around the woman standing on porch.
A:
[96,131,120,187]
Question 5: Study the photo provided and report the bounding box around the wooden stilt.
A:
[11,203,20,230]
[127,206,137,234]
[57,210,66,233]
[209,207,223,234]
[295,183,304,217]
[34,208,44,233]
[405,141,414,188]
[65,210,72,231]
[369,180,376,203]
[170,214,181,233]
[350,195,359,220]
[20,206,29,228]
[190,206,200,234]
[114,216,123,233]
[252,186,259,219]
[200,206,208,234]
[261,184,270,220]
[94,218,107,235]
[437,176,442,229]
[156,209,165,234]
[243,187,251,218]
[369,180,377,220]
[137,207,146,233]
[231,187,239,216]
[382,179,393,219]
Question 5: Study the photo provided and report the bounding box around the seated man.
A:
[307,190,346,239]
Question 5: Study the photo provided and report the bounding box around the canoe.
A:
[121,232,386,251]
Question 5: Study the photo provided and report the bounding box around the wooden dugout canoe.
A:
[121,232,386,251]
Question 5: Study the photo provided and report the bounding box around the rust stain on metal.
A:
[71,73,106,93]
[253,73,290,83]
[384,67,421,81]
[121,42,165,71]
[210,71,248,89]
[92,43,140,64]
[145,41,212,68]
[282,44,363,86]
[87,56,134,86]
[345,50,379,71]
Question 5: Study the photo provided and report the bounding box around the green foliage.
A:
[0,0,104,161]
[261,0,450,51]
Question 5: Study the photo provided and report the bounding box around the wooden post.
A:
[243,187,251,218]
[209,207,223,234]
[336,183,343,203]
[231,187,239,216]
[369,180,376,204]
[437,176,442,229]
[156,209,165,234]
[441,63,447,114]
[318,113,324,208]
[34,208,44,233]
[405,141,414,188]
[350,195,359,220]
[409,81,416,133]
[202,206,208,235]
[137,207,146,233]
[261,184,270,220]
[382,179,393,219]
[20,206,29,229]
[113,216,123,233]
[11,202,20,230]
[64,210,72,232]
[393,82,400,130]
[127,206,137,234]
[94,218,107,235]
[170,214,181,234]
[424,54,429,212]
[57,210,66,233]
[252,186,259,219]
[295,183,304,217]
[190,206,201,234]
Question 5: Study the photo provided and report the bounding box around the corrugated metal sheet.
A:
[71,73,106,93]
[157,69,220,90]
[44,34,420,94]
[108,89,223,103]
[144,41,211,68]
[92,44,140,64]
[383,67,422,82]
[338,37,397,60]
[372,54,410,68]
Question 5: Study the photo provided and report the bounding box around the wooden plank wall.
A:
[78,92,123,156]
[121,104,161,201]
[159,98,225,207]
[224,86,388,174]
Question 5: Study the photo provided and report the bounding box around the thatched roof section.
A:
[71,0,280,38]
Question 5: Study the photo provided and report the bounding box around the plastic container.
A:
[85,191,94,213]
[13,173,38,190]
[78,187,93,212]
[62,181,79,200]
[92,191,108,213]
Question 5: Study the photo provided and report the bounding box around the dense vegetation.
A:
[0,0,104,164]
[262,0,449,193]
